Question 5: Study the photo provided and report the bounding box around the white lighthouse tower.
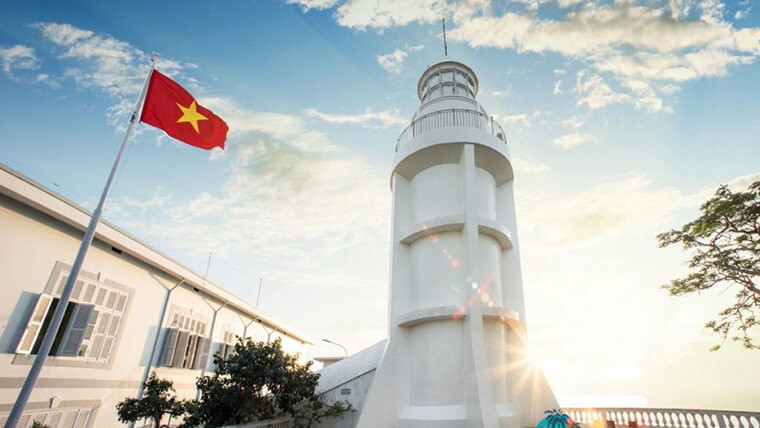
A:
[356,60,557,427]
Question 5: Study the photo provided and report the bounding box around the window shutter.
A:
[58,303,94,357]
[172,331,190,368]
[16,294,54,354]
[185,335,199,368]
[160,328,179,366]
[194,337,210,369]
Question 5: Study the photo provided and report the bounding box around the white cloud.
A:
[201,97,336,153]
[554,132,596,149]
[118,111,389,263]
[305,107,407,128]
[734,0,751,21]
[279,0,760,113]
[0,44,40,76]
[552,79,563,95]
[726,172,760,191]
[574,72,632,110]
[495,110,550,127]
[520,174,696,245]
[449,4,746,58]
[553,68,565,94]
[376,43,426,74]
[666,0,694,20]
[0,44,60,88]
[285,0,341,10]
[573,71,673,113]
[561,116,584,129]
[445,1,760,113]
[376,49,408,74]
[512,157,551,173]
[34,22,190,97]
[490,89,509,97]
[335,0,448,30]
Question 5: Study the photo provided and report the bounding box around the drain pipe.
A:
[130,278,184,428]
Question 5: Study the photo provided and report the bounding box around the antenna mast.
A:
[442,18,448,56]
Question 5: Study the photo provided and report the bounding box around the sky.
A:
[1,0,759,411]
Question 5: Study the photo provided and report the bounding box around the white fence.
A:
[395,108,507,151]
[565,408,760,428]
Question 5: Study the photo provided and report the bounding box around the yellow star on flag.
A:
[176,100,208,133]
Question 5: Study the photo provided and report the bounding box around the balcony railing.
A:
[565,408,760,428]
[395,108,507,152]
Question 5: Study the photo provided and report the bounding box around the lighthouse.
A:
[355,60,557,427]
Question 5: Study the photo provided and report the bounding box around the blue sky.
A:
[1,0,759,410]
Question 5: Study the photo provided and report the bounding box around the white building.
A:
[0,163,311,427]
[317,60,557,428]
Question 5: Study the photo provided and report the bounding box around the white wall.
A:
[0,192,308,426]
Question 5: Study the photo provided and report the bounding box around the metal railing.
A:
[565,408,760,428]
[395,108,507,151]
[221,417,293,428]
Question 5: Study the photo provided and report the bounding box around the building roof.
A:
[0,162,312,344]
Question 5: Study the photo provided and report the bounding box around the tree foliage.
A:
[181,337,352,428]
[116,371,186,428]
[658,180,760,351]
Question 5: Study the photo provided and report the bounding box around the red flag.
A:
[140,70,228,150]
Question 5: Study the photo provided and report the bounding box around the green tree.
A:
[658,180,760,351]
[116,371,186,428]
[182,337,352,428]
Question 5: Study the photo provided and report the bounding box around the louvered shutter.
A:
[16,294,54,354]
[160,328,179,366]
[58,303,94,357]
[186,335,198,368]
[172,331,190,367]
[194,337,210,369]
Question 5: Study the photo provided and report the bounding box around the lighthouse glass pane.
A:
[455,70,467,84]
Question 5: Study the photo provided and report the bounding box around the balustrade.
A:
[564,408,760,428]
[395,108,506,151]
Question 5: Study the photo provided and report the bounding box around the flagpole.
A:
[5,53,159,428]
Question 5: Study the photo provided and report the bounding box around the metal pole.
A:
[204,252,212,279]
[442,18,448,57]
[5,53,158,428]
[255,278,263,306]
[322,338,348,357]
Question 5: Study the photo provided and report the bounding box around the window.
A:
[0,404,96,428]
[160,310,209,369]
[15,269,131,363]
[218,330,236,360]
